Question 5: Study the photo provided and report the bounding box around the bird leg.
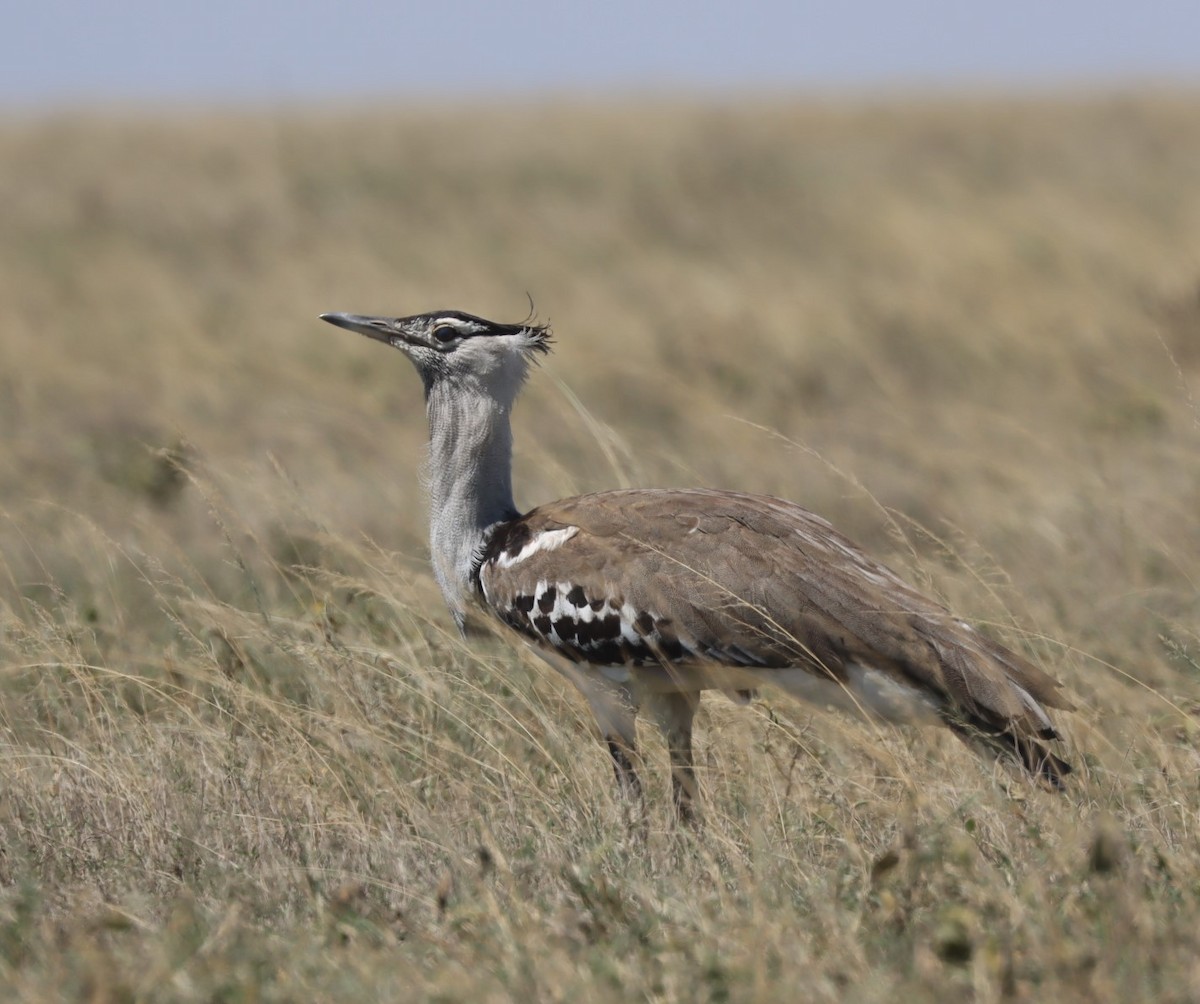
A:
[565,668,645,809]
[642,690,701,823]
[605,736,643,801]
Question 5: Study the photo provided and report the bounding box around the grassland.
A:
[0,91,1198,1001]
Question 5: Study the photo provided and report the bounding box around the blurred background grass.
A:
[0,94,1198,1001]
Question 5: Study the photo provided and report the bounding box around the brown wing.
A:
[478,488,1073,744]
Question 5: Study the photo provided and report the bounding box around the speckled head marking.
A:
[320,309,551,399]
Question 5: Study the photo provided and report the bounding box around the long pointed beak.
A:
[319,312,395,344]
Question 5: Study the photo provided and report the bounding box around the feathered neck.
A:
[423,370,522,629]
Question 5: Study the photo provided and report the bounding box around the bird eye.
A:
[432,325,459,343]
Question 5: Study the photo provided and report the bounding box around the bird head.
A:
[319,309,552,401]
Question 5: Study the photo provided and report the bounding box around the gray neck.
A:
[424,379,519,628]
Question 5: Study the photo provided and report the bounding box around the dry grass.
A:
[1,92,1199,1001]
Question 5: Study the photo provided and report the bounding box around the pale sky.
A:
[5,1,1199,105]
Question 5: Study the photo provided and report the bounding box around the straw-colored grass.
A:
[1,92,1198,1001]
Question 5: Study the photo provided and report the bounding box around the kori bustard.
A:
[320,308,1074,818]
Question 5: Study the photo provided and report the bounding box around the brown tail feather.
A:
[940,710,1073,791]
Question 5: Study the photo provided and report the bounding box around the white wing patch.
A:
[491,526,579,569]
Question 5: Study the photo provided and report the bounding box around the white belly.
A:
[755,664,941,724]
[576,658,941,726]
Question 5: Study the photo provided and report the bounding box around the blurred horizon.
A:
[5,1,1199,108]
